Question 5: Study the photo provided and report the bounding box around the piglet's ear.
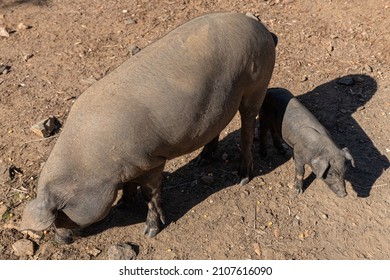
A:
[342,147,355,167]
[311,156,329,179]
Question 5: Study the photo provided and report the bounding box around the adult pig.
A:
[258,88,354,197]
[20,12,277,243]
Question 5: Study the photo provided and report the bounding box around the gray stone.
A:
[108,243,137,260]
[12,239,35,257]
[30,116,59,138]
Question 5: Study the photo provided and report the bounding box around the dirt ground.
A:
[0,0,389,260]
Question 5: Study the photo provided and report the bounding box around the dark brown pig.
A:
[258,88,354,197]
[20,12,277,243]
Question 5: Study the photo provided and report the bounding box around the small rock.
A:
[258,177,265,186]
[0,64,10,74]
[287,182,294,189]
[30,116,59,138]
[0,27,9,37]
[273,227,281,239]
[300,75,308,82]
[23,230,42,240]
[125,18,136,25]
[130,45,141,56]
[23,53,33,62]
[0,204,7,218]
[201,174,214,185]
[86,246,101,257]
[17,22,30,30]
[321,213,329,219]
[12,239,36,257]
[253,243,261,256]
[337,76,354,86]
[327,44,334,52]
[108,243,137,260]
[221,153,228,161]
[364,64,373,72]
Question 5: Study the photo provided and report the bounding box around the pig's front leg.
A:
[293,153,305,195]
[138,164,166,238]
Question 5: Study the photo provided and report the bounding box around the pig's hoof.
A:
[294,187,303,195]
[194,154,215,166]
[54,233,73,244]
[239,177,250,186]
[144,226,160,238]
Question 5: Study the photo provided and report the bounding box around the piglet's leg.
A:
[137,164,166,238]
[293,154,305,195]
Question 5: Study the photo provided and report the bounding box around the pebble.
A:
[23,53,33,62]
[17,22,30,30]
[364,64,373,72]
[337,76,354,86]
[108,243,137,260]
[321,213,329,219]
[0,204,7,217]
[86,246,101,257]
[221,153,228,161]
[130,45,141,56]
[0,27,9,37]
[0,64,10,74]
[125,18,136,25]
[273,227,281,239]
[253,243,261,256]
[30,116,59,138]
[12,239,36,257]
[201,174,214,185]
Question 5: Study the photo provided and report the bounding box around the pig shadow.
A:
[81,74,388,239]
[81,122,292,238]
[297,74,388,197]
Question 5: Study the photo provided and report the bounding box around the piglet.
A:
[258,88,354,197]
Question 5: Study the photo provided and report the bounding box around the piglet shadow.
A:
[297,74,388,197]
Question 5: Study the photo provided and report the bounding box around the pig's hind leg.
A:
[270,127,286,156]
[195,135,219,166]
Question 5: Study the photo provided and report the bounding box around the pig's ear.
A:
[19,196,57,231]
[342,147,355,167]
[311,156,330,179]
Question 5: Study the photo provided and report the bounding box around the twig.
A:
[22,135,58,145]
[253,205,257,230]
